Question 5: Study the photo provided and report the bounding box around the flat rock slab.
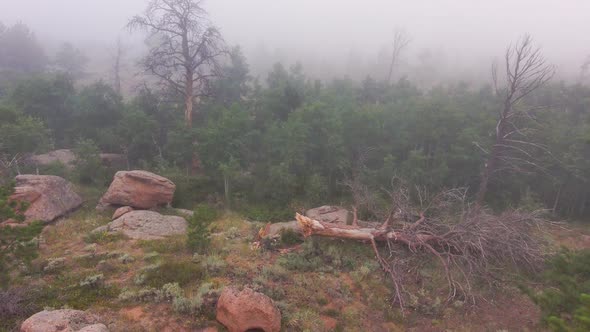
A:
[10,175,83,223]
[94,210,187,240]
[98,170,175,210]
[20,309,108,332]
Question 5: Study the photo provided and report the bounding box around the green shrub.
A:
[525,249,590,331]
[73,138,106,185]
[186,204,218,254]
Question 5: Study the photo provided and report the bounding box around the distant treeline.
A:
[0,22,589,219]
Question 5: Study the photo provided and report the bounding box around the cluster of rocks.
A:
[21,286,282,332]
[4,161,318,332]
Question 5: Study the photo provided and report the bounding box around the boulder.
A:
[112,206,133,220]
[28,149,76,169]
[97,171,175,210]
[9,175,83,223]
[20,309,108,332]
[216,287,281,332]
[305,205,350,225]
[93,210,187,240]
[27,149,125,170]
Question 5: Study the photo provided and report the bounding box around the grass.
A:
[136,236,186,254]
[136,260,203,288]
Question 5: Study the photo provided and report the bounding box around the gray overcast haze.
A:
[1,0,589,82]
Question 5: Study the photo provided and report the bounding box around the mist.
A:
[2,0,590,84]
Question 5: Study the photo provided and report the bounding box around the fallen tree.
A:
[294,184,550,314]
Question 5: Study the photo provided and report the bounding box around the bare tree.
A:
[475,35,555,206]
[128,0,226,128]
[112,38,125,96]
[387,29,410,84]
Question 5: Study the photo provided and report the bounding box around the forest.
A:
[1,1,590,331]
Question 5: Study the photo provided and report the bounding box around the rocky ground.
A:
[5,171,590,331]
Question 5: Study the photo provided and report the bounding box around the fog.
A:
[2,0,590,84]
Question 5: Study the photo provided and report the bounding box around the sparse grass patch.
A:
[137,236,186,254]
[200,254,227,275]
[83,230,126,244]
[136,260,203,288]
[285,308,325,332]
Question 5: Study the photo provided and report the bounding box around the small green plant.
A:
[79,274,105,288]
[73,138,106,185]
[43,257,66,273]
[524,249,590,331]
[186,204,218,254]
[201,255,227,275]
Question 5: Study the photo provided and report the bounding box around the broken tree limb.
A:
[295,213,434,244]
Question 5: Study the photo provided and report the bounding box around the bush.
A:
[73,138,105,185]
[525,249,590,331]
[186,204,218,254]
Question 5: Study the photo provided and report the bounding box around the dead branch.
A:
[296,180,549,311]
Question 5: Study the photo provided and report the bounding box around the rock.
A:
[28,149,76,169]
[97,171,175,210]
[175,208,194,218]
[112,206,133,220]
[10,175,83,223]
[27,149,125,170]
[305,205,350,225]
[94,210,187,240]
[216,287,281,332]
[78,324,109,332]
[20,309,107,332]
[99,153,126,168]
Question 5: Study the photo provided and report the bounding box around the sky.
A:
[1,0,589,82]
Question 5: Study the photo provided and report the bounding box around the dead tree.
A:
[128,0,225,128]
[387,29,410,84]
[475,35,555,206]
[295,180,548,312]
[112,38,125,96]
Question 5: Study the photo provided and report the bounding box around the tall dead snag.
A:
[296,182,548,312]
[387,29,410,84]
[475,35,555,206]
[112,38,124,96]
[128,0,225,127]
